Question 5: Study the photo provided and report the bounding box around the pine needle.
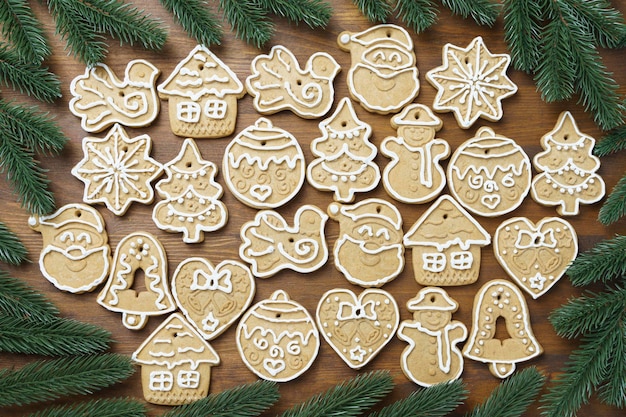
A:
[0,269,59,320]
[159,0,223,46]
[163,380,279,417]
[26,397,147,417]
[594,124,626,156]
[0,45,61,102]
[219,0,273,48]
[394,0,439,33]
[598,173,626,225]
[352,0,392,23]
[0,222,28,265]
[564,0,626,49]
[259,0,333,29]
[565,235,626,286]
[440,0,500,27]
[597,321,626,408]
[0,0,50,62]
[502,0,542,72]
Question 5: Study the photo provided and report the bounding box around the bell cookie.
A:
[246,45,340,118]
[397,287,467,387]
[28,203,111,293]
[72,124,164,216]
[494,217,578,299]
[172,257,255,340]
[158,45,245,138]
[447,126,531,217]
[316,288,399,369]
[403,194,490,286]
[463,279,543,378]
[239,205,329,278]
[337,24,419,114]
[223,117,305,209]
[69,59,160,132]
[327,198,404,287]
[531,111,606,216]
[381,104,450,204]
[132,313,220,405]
[97,232,176,330]
[426,36,517,129]
[236,290,320,382]
[153,138,227,243]
[306,97,380,202]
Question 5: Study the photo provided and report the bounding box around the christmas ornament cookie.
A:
[153,138,227,243]
[328,198,404,287]
[447,127,531,217]
[316,288,399,369]
[426,36,517,129]
[158,45,245,138]
[172,257,255,340]
[463,279,543,378]
[132,313,220,405]
[494,217,578,299]
[28,203,110,293]
[306,97,380,202]
[239,205,329,278]
[236,290,320,382]
[223,118,305,209]
[337,24,419,114]
[69,59,160,132]
[397,287,467,387]
[381,104,450,204]
[72,124,164,216]
[246,45,340,118]
[403,194,490,286]
[531,111,606,215]
[97,232,176,330]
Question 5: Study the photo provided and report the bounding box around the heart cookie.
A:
[494,217,578,298]
[316,288,399,369]
[172,257,255,340]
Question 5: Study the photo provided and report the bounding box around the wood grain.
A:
[1,1,625,416]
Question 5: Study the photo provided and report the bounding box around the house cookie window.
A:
[177,102,201,123]
[149,371,173,391]
[450,251,473,270]
[177,370,200,389]
[423,253,445,272]
[204,100,227,119]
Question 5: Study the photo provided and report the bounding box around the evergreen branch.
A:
[278,370,394,417]
[598,173,626,225]
[597,320,626,407]
[352,0,392,23]
[466,367,546,417]
[0,46,60,102]
[594,124,626,156]
[163,380,279,417]
[502,0,542,72]
[565,235,626,286]
[258,0,333,29]
[394,0,439,33]
[158,0,222,46]
[0,0,50,62]
[26,397,147,417]
[0,353,135,407]
[0,222,28,265]
[0,269,58,320]
[563,0,626,49]
[219,0,273,48]
[439,0,500,27]
[367,379,467,417]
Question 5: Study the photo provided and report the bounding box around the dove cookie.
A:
[246,45,341,118]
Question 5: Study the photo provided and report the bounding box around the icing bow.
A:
[191,269,233,293]
[337,300,377,321]
[515,229,557,249]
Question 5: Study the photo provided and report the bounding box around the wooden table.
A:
[2,1,625,416]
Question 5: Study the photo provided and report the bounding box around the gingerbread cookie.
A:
[337,24,419,114]
[153,138,227,243]
[381,104,450,204]
[531,111,606,216]
[97,232,176,330]
[306,97,380,202]
[328,199,404,287]
[69,59,160,132]
[239,205,329,278]
[223,118,305,209]
[403,194,490,286]
[132,313,220,405]
[236,290,320,382]
[158,45,245,138]
[316,288,399,369]
[28,203,111,293]
[463,279,543,378]
[72,124,164,216]
[494,217,578,299]
[447,127,531,217]
[397,287,467,387]
[426,36,517,129]
[246,45,340,118]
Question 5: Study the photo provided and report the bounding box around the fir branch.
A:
[258,0,333,29]
[352,0,392,23]
[219,0,273,48]
[0,222,28,265]
[159,0,222,46]
[367,379,467,417]
[163,380,279,417]
[598,173,626,225]
[439,0,500,27]
[466,367,546,417]
[0,46,61,102]
[278,370,394,417]
[597,321,626,408]
[26,397,147,417]
[565,235,626,286]
[0,0,50,62]
[594,124,626,156]
[502,0,542,72]
[0,353,135,407]
[563,0,626,49]
[394,0,439,33]
[0,269,59,320]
